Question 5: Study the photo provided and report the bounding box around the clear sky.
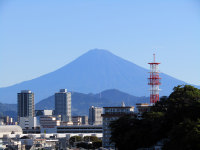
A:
[0,0,200,87]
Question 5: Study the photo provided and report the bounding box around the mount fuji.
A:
[0,49,196,103]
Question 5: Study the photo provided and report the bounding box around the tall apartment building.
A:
[102,106,135,149]
[55,89,71,122]
[17,90,35,121]
[89,106,103,125]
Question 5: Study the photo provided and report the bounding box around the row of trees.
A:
[110,85,200,150]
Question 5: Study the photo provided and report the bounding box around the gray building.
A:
[55,89,71,122]
[17,90,35,120]
[89,106,103,125]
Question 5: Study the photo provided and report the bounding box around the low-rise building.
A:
[136,103,151,114]
[35,110,53,116]
[19,117,38,129]
[72,116,82,125]
[0,116,14,125]
[0,125,23,138]
[40,116,60,133]
[32,139,46,149]
[72,116,89,125]
[57,125,102,133]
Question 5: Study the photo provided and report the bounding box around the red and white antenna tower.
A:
[148,54,161,104]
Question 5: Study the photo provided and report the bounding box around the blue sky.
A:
[0,0,200,87]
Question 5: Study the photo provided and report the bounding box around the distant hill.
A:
[0,49,198,103]
[36,89,149,115]
[0,103,17,120]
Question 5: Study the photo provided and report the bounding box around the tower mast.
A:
[148,54,161,104]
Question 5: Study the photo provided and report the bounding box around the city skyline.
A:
[0,0,200,87]
[1,1,199,149]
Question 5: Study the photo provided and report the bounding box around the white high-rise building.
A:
[89,106,103,125]
[55,89,71,122]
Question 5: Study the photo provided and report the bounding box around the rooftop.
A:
[0,125,22,133]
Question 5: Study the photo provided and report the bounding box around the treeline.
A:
[110,85,200,150]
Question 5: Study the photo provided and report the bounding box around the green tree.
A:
[76,136,102,149]
[93,141,102,149]
[163,119,200,150]
[110,85,200,150]
[69,136,82,146]
[83,136,100,142]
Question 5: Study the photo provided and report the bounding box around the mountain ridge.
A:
[36,89,149,115]
[0,89,149,119]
